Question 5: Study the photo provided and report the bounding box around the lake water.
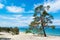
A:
[19,26,60,36]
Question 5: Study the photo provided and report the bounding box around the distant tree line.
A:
[0,27,19,35]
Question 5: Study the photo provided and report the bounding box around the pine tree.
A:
[29,5,55,37]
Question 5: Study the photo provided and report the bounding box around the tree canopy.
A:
[26,5,55,37]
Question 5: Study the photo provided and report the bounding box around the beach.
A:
[0,32,60,40]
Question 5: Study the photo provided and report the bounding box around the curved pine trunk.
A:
[41,16,47,37]
[42,26,46,37]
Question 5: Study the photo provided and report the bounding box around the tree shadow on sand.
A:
[0,38,11,40]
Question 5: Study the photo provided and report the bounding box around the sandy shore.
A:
[0,32,60,40]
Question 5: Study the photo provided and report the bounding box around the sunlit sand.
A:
[0,32,60,40]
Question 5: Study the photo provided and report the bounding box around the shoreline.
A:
[20,32,60,37]
[0,32,60,40]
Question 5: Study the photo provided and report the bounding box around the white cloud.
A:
[6,6,25,13]
[0,15,16,20]
[12,15,22,18]
[44,0,60,13]
[0,21,28,27]
[47,19,60,26]
[52,19,60,25]
[0,15,60,27]
[34,0,60,13]
[0,15,34,27]
[0,3,4,9]
[6,6,34,13]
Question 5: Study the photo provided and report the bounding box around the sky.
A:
[0,0,60,27]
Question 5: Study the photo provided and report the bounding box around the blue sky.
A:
[0,0,60,27]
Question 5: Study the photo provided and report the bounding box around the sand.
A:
[0,32,60,40]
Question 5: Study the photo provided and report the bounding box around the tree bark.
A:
[42,26,46,37]
[41,16,47,37]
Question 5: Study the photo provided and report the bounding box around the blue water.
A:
[45,28,60,36]
[19,26,60,36]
